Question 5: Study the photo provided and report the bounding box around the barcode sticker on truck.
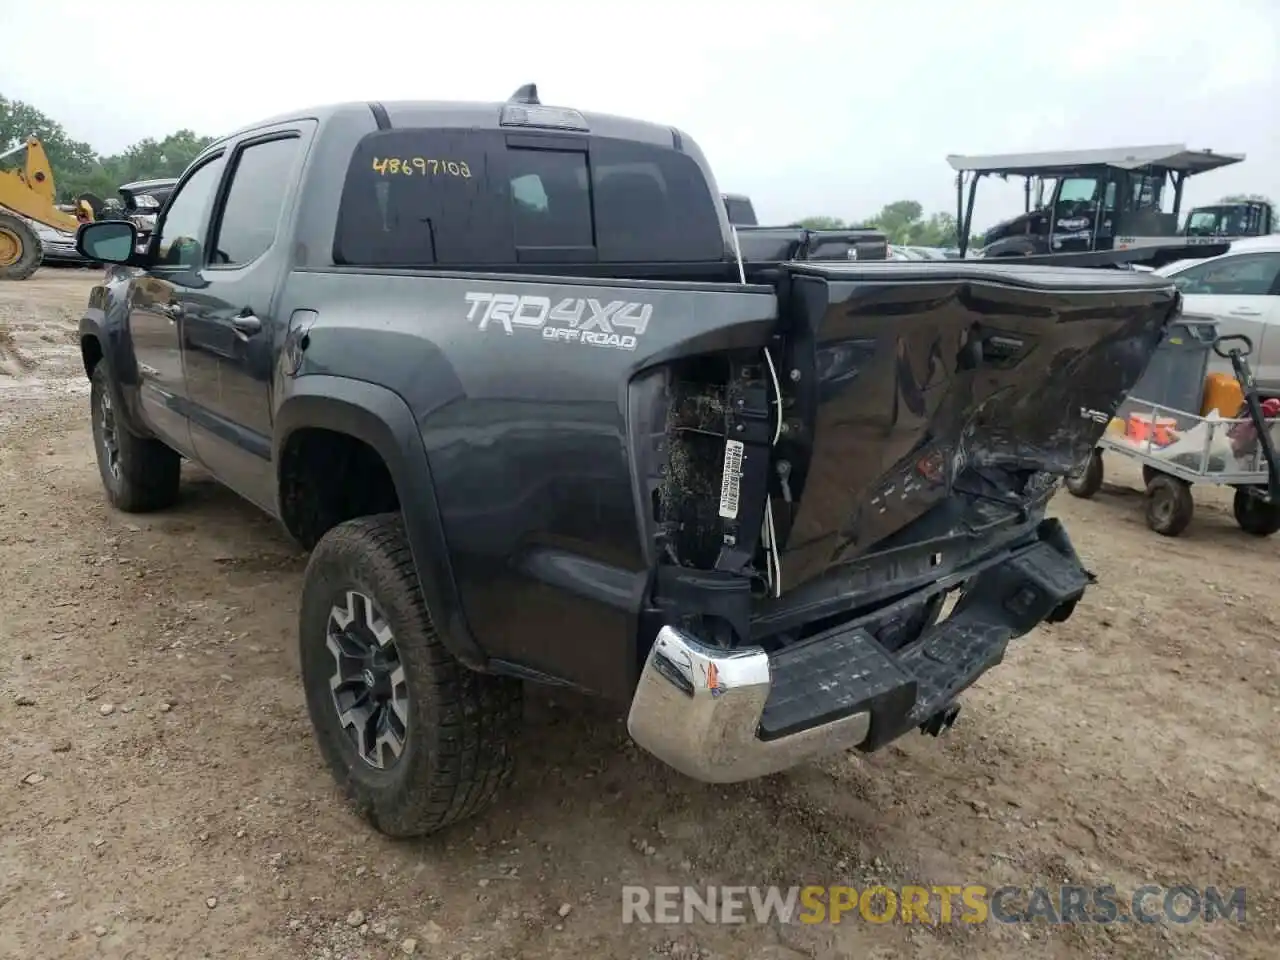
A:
[719,440,745,520]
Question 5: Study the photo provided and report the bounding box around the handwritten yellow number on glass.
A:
[373,157,473,177]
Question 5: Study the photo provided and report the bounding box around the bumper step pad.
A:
[760,626,914,740]
[758,533,1090,751]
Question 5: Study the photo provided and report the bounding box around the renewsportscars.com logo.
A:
[463,291,652,352]
[621,884,1248,926]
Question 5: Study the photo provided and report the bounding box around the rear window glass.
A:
[334,128,724,267]
[507,148,593,249]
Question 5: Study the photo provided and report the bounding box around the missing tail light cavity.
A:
[656,352,776,584]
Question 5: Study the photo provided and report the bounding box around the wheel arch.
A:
[79,309,152,438]
[273,376,486,670]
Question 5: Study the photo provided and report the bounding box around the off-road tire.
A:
[299,513,522,838]
[1232,488,1280,537]
[90,363,181,512]
[1144,474,1194,537]
[0,212,42,281]
[1065,450,1104,499]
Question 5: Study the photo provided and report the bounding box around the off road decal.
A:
[463,291,652,352]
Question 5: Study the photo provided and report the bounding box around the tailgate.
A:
[775,261,1180,589]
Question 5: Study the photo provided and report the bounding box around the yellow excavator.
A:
[0,136,95,280]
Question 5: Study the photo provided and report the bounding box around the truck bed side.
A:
[276,268,777,697]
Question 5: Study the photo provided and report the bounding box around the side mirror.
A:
[76,220,139,265]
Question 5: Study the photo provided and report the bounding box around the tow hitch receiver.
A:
[919,703,961,738]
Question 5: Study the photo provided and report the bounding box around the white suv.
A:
[1156,235,1280,397]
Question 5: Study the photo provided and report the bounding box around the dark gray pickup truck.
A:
[75,86,1181,838]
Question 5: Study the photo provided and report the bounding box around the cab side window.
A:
[1172,253,1280,296]
[1057,178,1099,204]
[210,137,301,266]
[154,158,223,267]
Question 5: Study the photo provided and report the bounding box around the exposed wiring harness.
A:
[762,346,783,598]
[731,225,783,599]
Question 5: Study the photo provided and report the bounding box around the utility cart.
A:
[1066,321,1280,537]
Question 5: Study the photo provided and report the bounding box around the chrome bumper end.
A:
[626,625,871,783]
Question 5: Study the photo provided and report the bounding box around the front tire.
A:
[90,363,181,512]
[299,514,522,838]
[0,212,42,281]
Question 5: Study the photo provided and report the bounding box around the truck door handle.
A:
[1229,308,1263,317]
[232,313,262,337]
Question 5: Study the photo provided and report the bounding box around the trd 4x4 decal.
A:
[463,292,652,352]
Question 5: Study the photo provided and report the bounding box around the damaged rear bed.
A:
[630,260,1179,780]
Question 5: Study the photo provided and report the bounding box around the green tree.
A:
[1,94,215,203]
[795,216,847,229]
[796,202,982,250]
[0,95,97,182]
[59,130,217,201]
[864,200,923,244]
[862,201,974,248]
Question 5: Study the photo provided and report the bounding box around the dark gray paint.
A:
[77,97,1181,704]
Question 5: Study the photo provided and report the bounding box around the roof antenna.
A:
[509,84,540,105]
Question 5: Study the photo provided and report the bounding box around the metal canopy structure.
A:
[946,144,1245,179]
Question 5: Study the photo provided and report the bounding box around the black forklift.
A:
[947,143,1243,268]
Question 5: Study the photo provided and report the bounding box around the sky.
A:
[2,0,1277,231]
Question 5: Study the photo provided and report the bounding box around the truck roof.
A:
[214,96,686,151]
[946,143,1245,178]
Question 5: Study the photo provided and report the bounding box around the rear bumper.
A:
[627,518,1089,782]
[627,625,873,783]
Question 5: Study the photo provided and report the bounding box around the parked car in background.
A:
[21,209,97,267]
[1156,234,1280,398]
[116,178,179,251]
[888,245,927,260]
[903,245,952,260]
[30,218,85,264]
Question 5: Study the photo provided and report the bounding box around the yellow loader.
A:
[0,136,95,280]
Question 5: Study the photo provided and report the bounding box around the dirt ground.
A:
[1,270,1276,960]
